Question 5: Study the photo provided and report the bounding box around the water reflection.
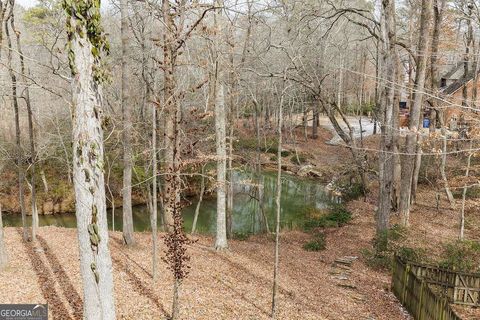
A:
[3,171,339,235]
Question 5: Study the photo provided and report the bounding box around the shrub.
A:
[290,154,308,165]
[232,232,252,241]
[303,232,326,251]
[280,150,291,157]
[361,248,392,270]
[327,180,365,201]
[303,204,352,231]
[342,183,365,201]
[388,224,408,242]
[397,246,426,262]
[439,240,480,272]
[362,224,416,270]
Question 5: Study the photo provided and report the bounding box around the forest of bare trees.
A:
[1,0,480,318]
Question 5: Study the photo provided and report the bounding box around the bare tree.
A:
[151,97,158,281]
[5,1,28,241]
[9,5,39,241]
[63,0,116,317]
[0,204,7,269]
[214,0,228,250]
[271,75,289,318]
[399,0,433,227]
[376,0,399,237]
[121,0,135,246]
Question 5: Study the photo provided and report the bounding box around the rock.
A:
[329,269,351,276]
[334,256,358,267]
[297,165,322,178]
[334,263,352,270]
[337,283,357,290]
[351,294,366,301]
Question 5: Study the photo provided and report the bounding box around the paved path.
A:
[319,116,376,145]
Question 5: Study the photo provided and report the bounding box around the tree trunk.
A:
[271,79,286,319]
[312,109,318,139]
[40,170,48,193]
[215,82,228,249]
[191,165,205,235]
[10,11,39,241]
[226,31,235,239]
[440,127,455,206]
[376,0,398,237]
[459,139,473,240]
[428,0,446,133]
[5,9,28,241]
[0,204,7,270]
[172,278,180,319]
[411,135,423,205]
[213,0,228,249]
[65,1,116,317]
[151,98,158,282]
[121,0,135,246]
[399,0,432,227]
[162,0,178,231]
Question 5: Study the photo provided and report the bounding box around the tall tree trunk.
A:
[10,11,38,241]
[64,0,116,317]
[226,23,236,240]
[162,0,178,231]
[376,0,398,238]
[271,80,286,319]
[428,0,446,132]
[121,0,135,246]
[428,0,453,206]
[0,204,7,270]
[5,8,28,241]
[151,98,158,282]
[213,0,228,249]
[215,82,228,249]
[399,0,432,227]
[392,74,402,211]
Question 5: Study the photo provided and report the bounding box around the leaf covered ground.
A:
[0,222,408,320]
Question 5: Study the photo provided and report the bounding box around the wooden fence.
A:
[406,259,480,307]
[392,256,462,320]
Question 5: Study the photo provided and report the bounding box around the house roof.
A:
[442,72,475,95]
[442,63,464,80]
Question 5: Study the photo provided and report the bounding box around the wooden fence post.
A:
[402,263,410,304]
[417,280,424,319]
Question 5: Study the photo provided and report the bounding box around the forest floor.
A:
[0,223,408,320]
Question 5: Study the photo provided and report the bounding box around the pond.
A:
[3,170,340,235]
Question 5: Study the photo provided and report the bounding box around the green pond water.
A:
[3,171,339,235]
